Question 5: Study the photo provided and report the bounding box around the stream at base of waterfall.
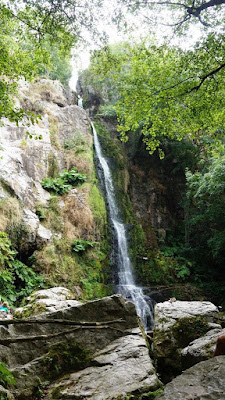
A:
[91,121,154,330]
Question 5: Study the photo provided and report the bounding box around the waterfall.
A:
[78,96,83,108]
[91,122,154,330]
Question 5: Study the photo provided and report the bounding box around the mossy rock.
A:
[40,340,90,379]
[172,316,209,348]
[153,301,218,382]
[0,386,15,400]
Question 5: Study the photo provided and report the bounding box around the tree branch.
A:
[187,62,225,93]
[0,318,125,326]
[0,325,124,345]
[126,0,225,26]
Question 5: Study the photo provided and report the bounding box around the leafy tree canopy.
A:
[89,37,225,155]
[0,0,103,123]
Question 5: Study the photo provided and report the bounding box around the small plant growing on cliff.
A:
[0,363,15,388]
[41,177,71,195]
[71,239,94,253]
[0,232,44,304]
[58,168,86,185]
[0,232,16,268]
[42,167,86,195]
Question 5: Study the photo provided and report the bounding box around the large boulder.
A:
[46,328,162,400]
[156,356,225,400]
[14,286,81,318]
[0,294,140,399]
[153,300,219,381]
[181,327,225,369]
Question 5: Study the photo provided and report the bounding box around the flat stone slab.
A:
[47,328,162,400]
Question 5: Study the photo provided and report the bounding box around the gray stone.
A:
[0,294,139,399]
[153,301,219,381]
[0,385,15,400]
[181,327,225,369]
[156,356,225,400]
[154,301,218,331]
[46,328,162,400]
[14,287,79,318]
[0,79,91,246]
[37,224,52,243]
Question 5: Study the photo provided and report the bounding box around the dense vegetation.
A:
[77,0,225,305]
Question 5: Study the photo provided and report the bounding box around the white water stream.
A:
[91,122,153,330]
[78,96,83,108]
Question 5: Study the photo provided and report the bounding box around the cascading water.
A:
[78,96,83,108]
[91,121,154,330]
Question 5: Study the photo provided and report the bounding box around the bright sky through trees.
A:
[69,0,204,90]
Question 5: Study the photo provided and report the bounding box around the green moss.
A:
[89,184,107,236]
[34,234,111,300]
[139,389,164,399]
[114,388,164,400]
[41,341,90,378]
[94,120,126,170]
[14,302,47,319]
[48,151,59,178]
[172,316,209,347]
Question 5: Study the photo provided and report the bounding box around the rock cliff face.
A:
[0,78,110,300]
[127,140,185,245]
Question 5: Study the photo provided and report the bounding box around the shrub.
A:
[41,167,86,195]
[71,239,94,253]
[0,363,15,388]
[58,168,86,185]
[41,177,72,195]
[97,104,117,120]
[0,232,45,304]
[0,232,16,268]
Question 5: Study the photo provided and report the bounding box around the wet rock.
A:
[46,328,162,400]
[153,300,219,381]
[156,357,225,400]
